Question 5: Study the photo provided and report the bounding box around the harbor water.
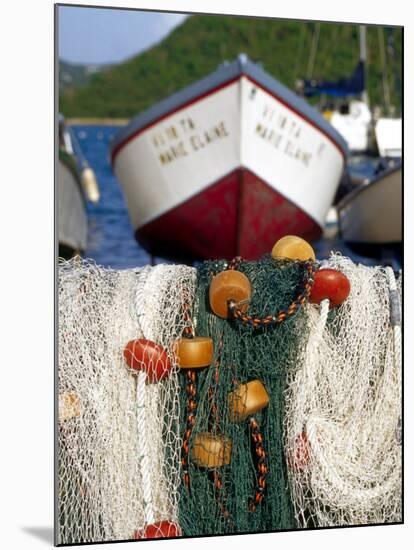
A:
[73,125,399,270]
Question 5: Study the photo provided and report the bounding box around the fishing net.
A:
[178,256,310,535]
[284,253,402,527]
[57,259,195,544]
[57,253,402,543]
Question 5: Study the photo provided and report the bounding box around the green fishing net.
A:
[178,256,311,535]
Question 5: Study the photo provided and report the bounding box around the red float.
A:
[134,520,181,539]
[287,431,311,473]
[123,339,172,383]
[309,268,351,308]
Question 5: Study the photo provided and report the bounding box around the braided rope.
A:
[180,296,198,489]
[228,256,243,271]
[207,335,234,525]
[181,369,197,489]
[182,300,195,338]
[248,418,269,512]
[133,267,156,525]
[134,266,151,334]
[139,265,165,341]
[229,260,317,328]
[136,370,155,525]
[211,470,235,528]
[386,267,402,446]
[386,267,402,372]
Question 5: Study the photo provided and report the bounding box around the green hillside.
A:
[59,15,402,118]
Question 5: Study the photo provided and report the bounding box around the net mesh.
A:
[284,253,402,527]
[58,259,195,544]
[178,256,309,535]
[57,254,402,542]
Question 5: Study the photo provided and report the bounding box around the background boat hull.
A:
[58,159,88,257]
[113,73,345,260]
[338,166,402,245]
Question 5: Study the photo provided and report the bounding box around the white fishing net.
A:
[57,254,402,543]
[57,259,196,544]
[284,253,402,527]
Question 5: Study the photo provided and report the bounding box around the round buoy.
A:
[80,167,100,203]
[134,520,181,539]
[228,380,269,422]
[309,268,351,308]
[209,270,251,318]
[175,336,214,369]
[123,339,172,382]
[271,235,315,261]
[192,432,232,468]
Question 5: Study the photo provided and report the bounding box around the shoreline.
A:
[67,117,129,126]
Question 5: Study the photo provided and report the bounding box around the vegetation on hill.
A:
[59,15,402,118]
[59,60,113,91]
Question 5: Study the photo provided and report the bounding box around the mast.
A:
[307,22,321,79]
[359,25,369,105]
[378,26,391,115]
[388,27,402,115]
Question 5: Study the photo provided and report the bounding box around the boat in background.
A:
[329,99,372,154]
[110,54,347,261]
[373,26,402,160]
[58,115,100,259]
[375,117,402,158]
[337,159,401,260]
[298,26,372,154]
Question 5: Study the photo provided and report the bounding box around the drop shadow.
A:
[21,526,54,545]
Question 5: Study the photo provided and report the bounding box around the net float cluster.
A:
[120,235,352,539]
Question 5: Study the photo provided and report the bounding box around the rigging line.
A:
[306,22,320,80]
[377,27,391,115]
[293,22,307,88]
[387,27,402,113]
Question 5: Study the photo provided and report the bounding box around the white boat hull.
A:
[338,164,402,244]
[375,118,402,158]
[330,100,372,153]
[111,60,346,259]
[58,159,88,255]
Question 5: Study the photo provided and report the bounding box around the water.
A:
[73,125,399,270]
[75,125,150,269]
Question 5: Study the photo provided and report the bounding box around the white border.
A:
[1,1,410,549]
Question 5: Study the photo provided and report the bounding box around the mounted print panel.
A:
[56,3,402,545]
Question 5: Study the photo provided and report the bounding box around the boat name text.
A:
[255,104,314,167]
[150,117,230,166]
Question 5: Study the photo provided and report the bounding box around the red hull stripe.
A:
[135,167,322,261]
[111,75,346,164]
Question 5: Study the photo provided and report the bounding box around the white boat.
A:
[110,54,347,261]
[300,26,373,154]
[330,99,372,154]
[337,160,401,249]
[375,117,402,157]
[58,116,100,259]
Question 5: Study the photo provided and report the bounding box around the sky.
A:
[58,5,189,65]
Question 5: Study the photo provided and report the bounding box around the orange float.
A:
[191,432,232,468]
[209,270,251,318]
[271,235,315,261]
[228,380,269,422]
[175,336,214,369]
